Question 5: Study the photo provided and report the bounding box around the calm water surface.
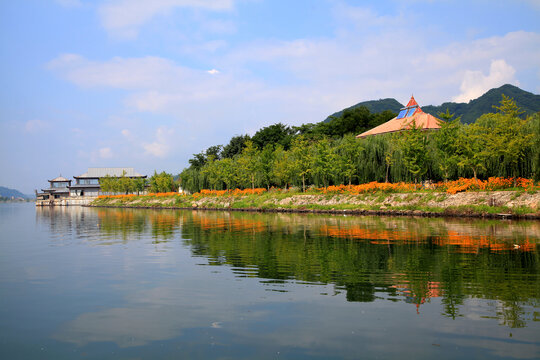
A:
[1,203,539,359]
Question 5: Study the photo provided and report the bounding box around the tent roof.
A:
[356,96,442,138]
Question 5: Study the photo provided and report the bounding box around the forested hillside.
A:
[0,186,31,199]
[179,95,540,193]
[325,84,540,124]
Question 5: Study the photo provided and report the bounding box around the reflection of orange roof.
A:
[356,96,442,138]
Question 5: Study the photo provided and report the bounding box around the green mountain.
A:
[325,84,540,124]
[324,98,402,122]
[0,186,32,199]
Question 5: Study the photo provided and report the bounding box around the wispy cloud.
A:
[98,147,113,159]
[24,119,49,133]
[143,126,175,158]
[98,0,234,39]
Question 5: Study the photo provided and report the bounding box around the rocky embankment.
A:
[89,191,540,219]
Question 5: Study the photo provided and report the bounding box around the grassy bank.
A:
[90,188,540,219]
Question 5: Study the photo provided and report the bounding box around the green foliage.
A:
[179,94,538,190]
[434,109,461,181]
[149,171,177,193]
[236,140,261,189]
[290,135,314,192]
[324,98,402,122]
[251,123,294,150]
[99,172,147,194]
[222,135,251,158]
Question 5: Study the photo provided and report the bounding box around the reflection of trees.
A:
[96,209,182,242]
[181,211,540,328]
[42,207,539,328]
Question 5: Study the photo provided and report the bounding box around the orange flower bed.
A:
[434,177,537,194]
[193,188,267,198]
[97,194,137,199]
[319,182,420,194]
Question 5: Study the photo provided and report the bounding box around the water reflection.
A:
[35,207,540,329]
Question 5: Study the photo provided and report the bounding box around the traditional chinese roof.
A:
[75,167,146,178]
[356,95,442,138]
[41,187,69,193]
[48,176,70,183]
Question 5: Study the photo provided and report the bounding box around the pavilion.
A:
[39,176,72,201]
[356,96,442,138]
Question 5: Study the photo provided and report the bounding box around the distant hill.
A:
[324,98,402,122]
[0,186,32,199]
[325,84,540,124]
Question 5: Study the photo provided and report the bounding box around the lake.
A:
[1,203,539,359]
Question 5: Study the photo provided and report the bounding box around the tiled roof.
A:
[75,167,145,178]
[41,187,69,193]
[49,176,70,182]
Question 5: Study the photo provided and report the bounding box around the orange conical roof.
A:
[406,95,419,108]
[356,95,441,138]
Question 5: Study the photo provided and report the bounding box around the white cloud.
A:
[143,126,175,158]
[98,0,234,38]
[453,59,519,103]
[121,129,131,137]
[24,119,49,133]
[48,54,196,90]
[99,147,113,158]
[207,69,219,75]
[48,22,540,168]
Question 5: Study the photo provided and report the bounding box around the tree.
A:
[488,96,534,182]
[313,138,338,187]
[434,109,461,181]
[149,171,176,193]
[118,171,135,194]
[206,145,222,160]
[251,123,295,150]
[336,134,363,185]
[99,175,115,193]
[397,120,429,183]
[236,141,261,189]
[456,123,490,179]
[222,135,251,158]
[290,135,314,191]
[134,177,147,195]
[201,156,220,190]
[272,145,295,189]
[218,158,236,190]
[259,145,275,189]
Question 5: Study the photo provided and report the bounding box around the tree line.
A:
[178,95,539,193]
[99,171,177,194]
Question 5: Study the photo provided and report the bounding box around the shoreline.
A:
[85,204,540,219]
[85,190,540,220]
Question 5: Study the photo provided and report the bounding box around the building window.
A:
[77,179,99,185]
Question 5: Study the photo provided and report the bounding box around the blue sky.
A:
[1,0,539,193]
